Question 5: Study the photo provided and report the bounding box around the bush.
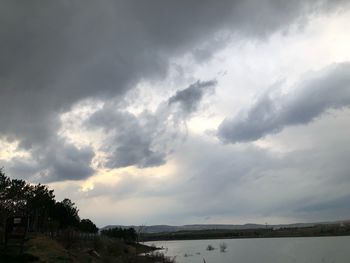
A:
[219,242,227,252]
[206,244,215,251]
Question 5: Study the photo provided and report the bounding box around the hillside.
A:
[101,220,348,234]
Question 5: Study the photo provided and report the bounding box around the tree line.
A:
[0,168,98,240]
[101,227,137,243]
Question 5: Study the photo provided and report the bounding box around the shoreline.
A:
[143,228,350,242]
[143,234,350,242]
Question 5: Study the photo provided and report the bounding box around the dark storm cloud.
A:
[218,62,350,143]
[168,80,217,113]
[0,0,346,181]
[40,141,95,182]
[5,138,95,182]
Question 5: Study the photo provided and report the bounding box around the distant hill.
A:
[101,220,348,234]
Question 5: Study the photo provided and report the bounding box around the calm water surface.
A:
[145,236,350,263]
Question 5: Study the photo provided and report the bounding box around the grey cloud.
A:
[218,62,350,143]
[87,79,215,169]
[171,132,350,222]
[4,138,95,182]
[168,80,217,113]
[297,194,350,214]
[41,141,95,182]
[0,0,347,181]
[88,109,166,168]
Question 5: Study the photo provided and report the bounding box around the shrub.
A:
[206,244,215,251]
[219,242,227,252]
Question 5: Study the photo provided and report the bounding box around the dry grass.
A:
[0,234,166,263]
[26,234,74,262]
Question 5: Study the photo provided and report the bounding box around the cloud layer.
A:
[1,1,350,226]
[87,79,217,169]
[0,0,344,181]
[78,122,350,225]
[218,62,350,143]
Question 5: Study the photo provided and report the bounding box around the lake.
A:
[145,236,350,263]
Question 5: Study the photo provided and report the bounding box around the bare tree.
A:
[137,224,146,243]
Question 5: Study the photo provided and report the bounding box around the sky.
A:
[1,0,350,227]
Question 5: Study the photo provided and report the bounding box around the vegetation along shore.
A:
[0,169,173,262]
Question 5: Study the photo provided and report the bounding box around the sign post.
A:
[4,216,28,254]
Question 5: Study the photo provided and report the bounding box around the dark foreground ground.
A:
[0,234,174,263]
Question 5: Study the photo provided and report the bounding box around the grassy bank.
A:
[0,234,174,263]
